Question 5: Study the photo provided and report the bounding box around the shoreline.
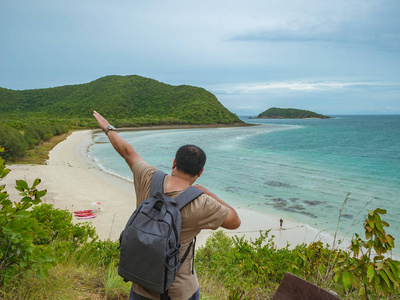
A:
[2,129,350,250]
[92,122,257,134]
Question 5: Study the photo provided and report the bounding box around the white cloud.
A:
[210,81,392,94]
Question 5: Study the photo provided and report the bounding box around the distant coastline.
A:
[254,107,330,119]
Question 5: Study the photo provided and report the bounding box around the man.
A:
[93,111,241,300]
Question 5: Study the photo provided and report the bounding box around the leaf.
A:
[387,260,400,279]
[379,269,391,288]
[20,196,32,203]
[334,271,340,282]
[368,219,375,229]
[16,180,29,190]
[384,267,399,286]
[374,276,382,295]
[381,221,389,228]
[32,178,41,188]
[32,198,42,205]
[374,214,383,231]
[388,259,400,273]
[367,264,375,282]
[36,189,47,197]
[342,270,351,290]
[374,208,387,215]
[386,234,395,248]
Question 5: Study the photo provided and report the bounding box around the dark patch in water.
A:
[304,200,323,206]
[341,214,353,219]
[263,197,317,218]
[289,204,305,211]
[225,186,239,192]
[272,198,287,207]
[265,181,295,188]
[283,207,317,219]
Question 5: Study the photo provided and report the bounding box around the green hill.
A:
[0,75,242,126]
[256,107,330,119]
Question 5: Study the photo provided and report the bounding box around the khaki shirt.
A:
[131,159,229,300]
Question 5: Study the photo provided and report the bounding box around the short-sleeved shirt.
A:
[130,159,229,300]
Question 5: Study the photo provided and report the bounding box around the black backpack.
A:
[118,170,203,299]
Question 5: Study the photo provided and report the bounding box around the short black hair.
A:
[175,145,206,176]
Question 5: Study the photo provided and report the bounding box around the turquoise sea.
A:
[89,115,400,249]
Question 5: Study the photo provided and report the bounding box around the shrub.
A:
[196,230,295,298]
[334,208,400,299]
[0,124,27,161]
[0,149,54,285]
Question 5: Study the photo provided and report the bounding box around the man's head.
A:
[174,144,206,177]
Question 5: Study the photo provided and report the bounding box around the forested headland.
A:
[0,75,243,161]
[256,107,330,119]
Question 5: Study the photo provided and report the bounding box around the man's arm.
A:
[93,111,142,167]
[194,184,241,230]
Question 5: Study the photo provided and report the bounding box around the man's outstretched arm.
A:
[194,184,241,230]
[93,111,142,167]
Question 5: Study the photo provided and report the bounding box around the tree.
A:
[0,124,27,161]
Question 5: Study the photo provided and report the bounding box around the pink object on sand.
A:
[76,214,97,219]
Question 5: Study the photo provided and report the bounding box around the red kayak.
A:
[74,210,93,214]
[75,212,94,217]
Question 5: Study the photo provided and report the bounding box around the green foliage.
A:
[257,107,330,119]
[0,150,55,285]
[0,75,242,126]
[196,230,295,297]
[334,208,400,299]
[0,120,68,160]
[31,203,98,260]
[199,209,400,299]
[23,121,68,148]
[0,150,120,293]
[0,124,27,161]
[292,241,337,282]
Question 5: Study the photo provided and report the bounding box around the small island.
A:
[255,107,330,119]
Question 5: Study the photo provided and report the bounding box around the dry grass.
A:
[197,272,278,300]
[0,262,131,300]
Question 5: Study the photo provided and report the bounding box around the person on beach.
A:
[280,218,283,229]
[93,111,241,300]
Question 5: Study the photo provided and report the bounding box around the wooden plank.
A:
[272,272,341,300]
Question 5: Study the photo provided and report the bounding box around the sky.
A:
[1,0,400,116]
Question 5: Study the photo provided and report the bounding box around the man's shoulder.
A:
[182,193,229,220]
[132,159,157,176]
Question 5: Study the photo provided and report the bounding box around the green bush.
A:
[31,203,97,258]
[0,149,54,285]
[0,124,27,161]
[196,230,295,298]
[334,208,400,299]
[0,150,119,288]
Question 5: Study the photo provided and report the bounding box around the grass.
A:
[0,262,131,300]
[0,262,230,300]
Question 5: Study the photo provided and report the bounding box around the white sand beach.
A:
[2,130,348,250]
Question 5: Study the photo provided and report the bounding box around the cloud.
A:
[228,1,400,51]
[210,81,393,94]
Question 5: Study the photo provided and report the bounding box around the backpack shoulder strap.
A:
[175,186,203,210]
[150,170,166,195]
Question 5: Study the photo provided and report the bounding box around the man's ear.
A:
[172,158,176,169]
[197,167,204,178]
